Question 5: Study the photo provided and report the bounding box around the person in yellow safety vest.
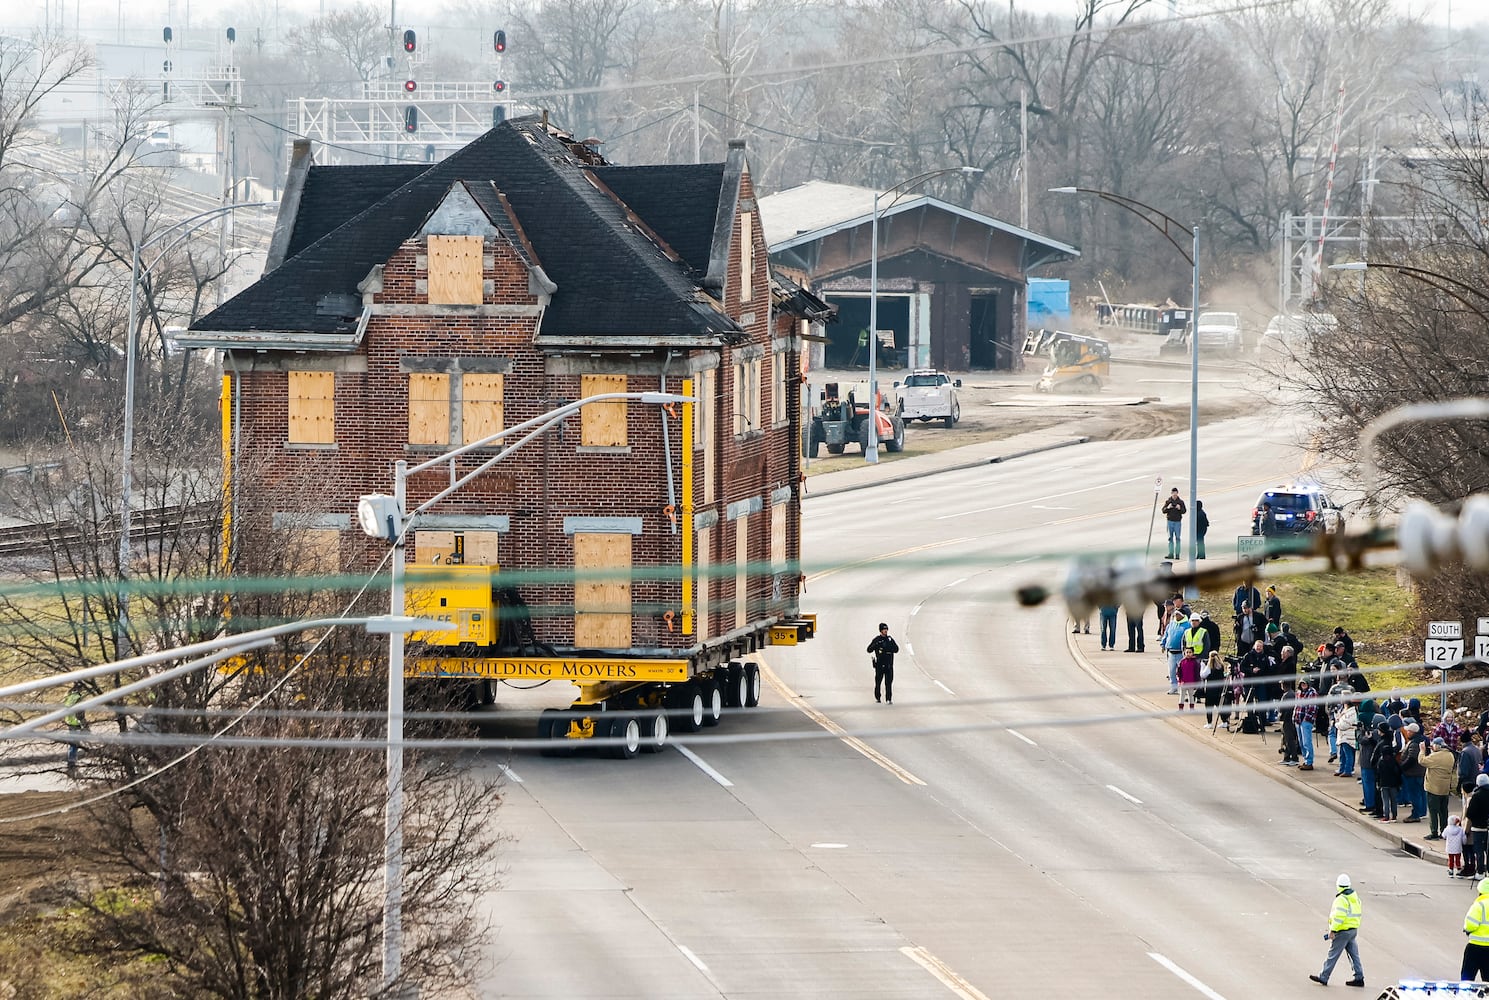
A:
[1310,872,1364,988]
[62,682,85,774]
[1462,876,1489,981]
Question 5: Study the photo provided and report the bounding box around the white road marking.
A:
[1148,952,1228,1000]
[1030,504,1074,510]
[901,945,993,1000]
[936,475,1147,520]
[1005,728,1036,746]
[811,842,847,849]
[935,679,955,695]
[911,602,924,616]
[677,945,711,974]
[889,495,925,505]
[947,575,968,588]
[1012,555,1038,564]
[497,763,524,784]
[905,642,914,656]
[674,744,733,787]
[1107,783,1143,805]
[761,661,927,786]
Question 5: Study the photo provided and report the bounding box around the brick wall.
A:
[232,168,802,656]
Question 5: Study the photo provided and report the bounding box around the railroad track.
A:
[0,504,217,557]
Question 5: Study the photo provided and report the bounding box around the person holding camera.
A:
[866,623,899,704]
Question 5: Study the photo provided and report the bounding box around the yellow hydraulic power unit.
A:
[406,565,497,646]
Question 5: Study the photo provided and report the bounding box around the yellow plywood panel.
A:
[573,532,631,649]
[417,529,498,566]
[287,370,335,444]
[304,528,341,574]
[580,374,628,447]
[740,212,753,303]
[735,515,748,631]
[415,530,456,565]
[696,525,710,641]
[462,373,504,445]
[771,503,786,572]
[408,372,450,445]
[427,235,484,305]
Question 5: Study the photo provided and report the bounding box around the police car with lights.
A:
[1250,486,1346,535]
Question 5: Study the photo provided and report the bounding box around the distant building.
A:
[759,180,1077,371]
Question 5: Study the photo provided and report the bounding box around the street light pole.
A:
[361,389,692,993]
[117,201,275,654]
[866,166,983,464]
[1049,187,1200,576]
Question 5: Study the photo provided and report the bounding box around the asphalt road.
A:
[473,416,1462,999]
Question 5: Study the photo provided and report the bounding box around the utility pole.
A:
[1020,88,1029,229]
[694,87,701,164]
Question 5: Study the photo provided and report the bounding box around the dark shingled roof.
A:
[192,116,737,340]
[281,163,426,264]
[591,163,726,279]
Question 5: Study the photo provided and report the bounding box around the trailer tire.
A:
[826,443,845,455]
[701,678,724,727]
[538,709,573,757]
[743,662,761,707]
[607,714,642,759]
[724,661,746,707]
[641,708,668,753]
[670,683,705,733]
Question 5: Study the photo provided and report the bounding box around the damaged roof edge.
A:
[702,140,747,291]
[172,305,371,352]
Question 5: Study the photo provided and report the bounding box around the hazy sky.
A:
[15,0,1489,44]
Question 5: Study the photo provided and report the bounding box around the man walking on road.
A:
[1465,877,1489,981]
[1161,488,1187,559]
[1310,873,1364,988]
[867,623,898,704]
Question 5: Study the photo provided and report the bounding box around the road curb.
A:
[805,436,1091,500]
[1062,630,1449,868]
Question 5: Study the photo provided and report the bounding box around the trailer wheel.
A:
[701,678,724,727]
[607,714,642,759]
[538,708,573,757]
[826,443,845,455]
[724,661,746,707]
[743,662,761,707]
[641,708,668,753]
[670,683,705,733]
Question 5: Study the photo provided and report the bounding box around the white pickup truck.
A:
[892,369,962,427]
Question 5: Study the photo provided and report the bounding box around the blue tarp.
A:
[1027,278,1071,328]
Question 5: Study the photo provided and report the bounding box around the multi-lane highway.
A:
[475,416,1462,999]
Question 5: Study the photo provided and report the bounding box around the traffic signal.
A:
[163,26,172,43]
[226,26,236,43]
[494,30,507,53]
[403,29,416,53]
[492,80,506,93]
[425,144,436,162]
[493,106,507,126]
[404,79,417,92]
[404,107,418,132]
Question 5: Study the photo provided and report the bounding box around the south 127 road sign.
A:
[1427,620,1464,669]
[1479,618,1489,663]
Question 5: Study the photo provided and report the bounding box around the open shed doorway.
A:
[824,294,909,369]
[969,292,1003,370]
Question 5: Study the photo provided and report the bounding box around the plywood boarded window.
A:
[739,213,753,303]
[771,351,788,426]
[733,358,761,434]
[462,373,504,445]
[573,532,631,648]
[696,525,711,642]
[580,374,628,447]
[427,235,484,305]
[771,503,786,573]
[408,372,451,445]
[287,370,335,444]
[303,529,341,574]
[416,529,499,566]
[696,368,716,504]
[734,515,749,631]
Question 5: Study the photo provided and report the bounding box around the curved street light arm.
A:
[1332,260,1489,322]
[1051,186,1193,265]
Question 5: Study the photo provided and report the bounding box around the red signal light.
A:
[403,29,416,53]
[404,79,417,92]
[493,80,506,93]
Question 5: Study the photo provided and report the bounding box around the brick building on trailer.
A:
[181,116,823,688]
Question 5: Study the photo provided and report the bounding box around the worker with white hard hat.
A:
[1309,873,1364,988]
